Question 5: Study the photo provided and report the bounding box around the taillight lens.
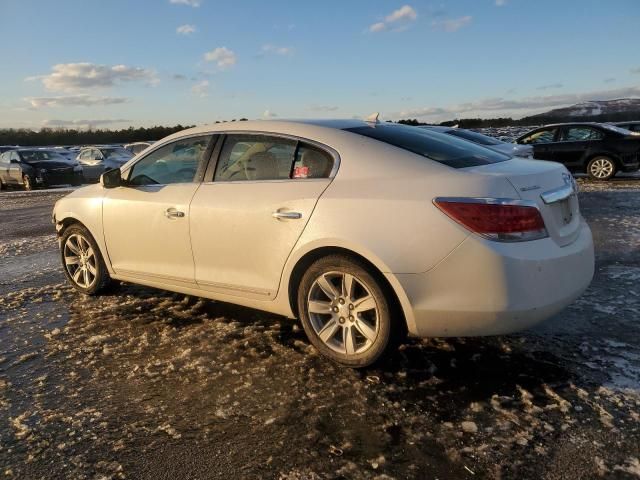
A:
[434,198,548,242]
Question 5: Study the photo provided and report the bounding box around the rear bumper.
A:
[392,220,594,337]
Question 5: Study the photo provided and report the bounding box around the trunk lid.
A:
[463,158,581,246]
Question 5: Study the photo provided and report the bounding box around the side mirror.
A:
[100,168,123,189]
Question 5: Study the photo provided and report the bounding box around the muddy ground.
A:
[1,180,639,480]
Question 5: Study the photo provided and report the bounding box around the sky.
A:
[1,0,639,130]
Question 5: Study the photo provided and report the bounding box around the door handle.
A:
[272,210,302,220]
[165,208,185,218]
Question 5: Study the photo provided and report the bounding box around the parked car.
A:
[420,126,534,158]
[53,120,594,367]
[611,121,640,133]
[36,147,81,166]
[124,141,155,155]
[516,123,640,180]
[0,149,83,190]
[76,146,133,182]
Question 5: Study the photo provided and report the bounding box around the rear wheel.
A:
[60,224,111,295]
[587,156,616,181]
[22,174,33,191]
[297,255,396,368]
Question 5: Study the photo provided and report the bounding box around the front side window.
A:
[560,127,603,142]
[520,128,558,145]
[128,135,212,186]
[215,135,296,181]
[345,124,509,168]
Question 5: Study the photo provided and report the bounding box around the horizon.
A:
[1,0,639,130]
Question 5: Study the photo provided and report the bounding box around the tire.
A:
[60,224,111,295]
[587,156,617,181]
[23,174,33,191]
[297,255,397,368]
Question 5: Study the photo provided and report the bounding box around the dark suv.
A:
[516,123,640,180]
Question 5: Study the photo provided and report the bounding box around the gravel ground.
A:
[1,180,639,480]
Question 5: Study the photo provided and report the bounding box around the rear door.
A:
[102,135,215,285]
[189,134,336,299]
[554,126,604,169]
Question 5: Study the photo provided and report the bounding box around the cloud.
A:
[25,95,129,109]
[169,0,200,7]
[604,78,616,84]
[261,44,294,56]
[308,105,339,112]
[262,109,277,119]
[631,67,640,74]
[191,80,210,97]
[42,119,130,128]
[176,24,196,35]
[431,15,472,32]
[495,0,507,6]
[172,74,188,81]
[536,83,563,90]
[203,47,237,69]
[369,5,417,33]
[28,63,157,92]
[393,85,640,120]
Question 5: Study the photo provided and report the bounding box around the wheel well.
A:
[287,247,407,333]
[57,217,86,236]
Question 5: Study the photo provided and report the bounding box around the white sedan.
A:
[52,119,594,367]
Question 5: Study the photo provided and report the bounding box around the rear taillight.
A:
[434,198,548,242]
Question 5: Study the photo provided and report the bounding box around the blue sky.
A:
[1,0,639,129]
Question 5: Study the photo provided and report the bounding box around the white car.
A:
[52,119,594,367]
[420,126,534,158]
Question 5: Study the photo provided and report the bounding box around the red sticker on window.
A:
[293,166,309,178]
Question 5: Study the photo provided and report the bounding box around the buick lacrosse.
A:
[53,119,594,367]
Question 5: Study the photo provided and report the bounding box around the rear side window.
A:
[560,127,603,142]
[215,135,296,181]
[345,124,509,168]
[214,135,335,181]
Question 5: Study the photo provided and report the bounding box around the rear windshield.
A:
[446,129,502,146]
[345,124,509,168]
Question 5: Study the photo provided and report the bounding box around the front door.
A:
[519,127,558,161]
[190,134,336,299]
[102,134,214,286]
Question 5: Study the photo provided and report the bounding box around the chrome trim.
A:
[272,211,302,220]
[540,184,574,205]
[433,196,540,210]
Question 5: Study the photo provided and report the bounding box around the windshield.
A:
[345,124,510,168]
[446,129,502,146]
[102,148,132,159]
[19,151,66,163]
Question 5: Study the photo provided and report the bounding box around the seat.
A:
[246,151,279,180]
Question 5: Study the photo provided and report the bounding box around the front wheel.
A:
[297,255,397,368]
[60,224,111,294]
[587,156,616,181]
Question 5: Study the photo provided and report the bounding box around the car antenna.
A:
[366,112,380,124]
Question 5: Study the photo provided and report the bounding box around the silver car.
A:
[420,126,534,158]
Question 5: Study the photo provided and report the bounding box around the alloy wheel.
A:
[589,158,614,179]
[307,271,380,356]
[63,233,98,289]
